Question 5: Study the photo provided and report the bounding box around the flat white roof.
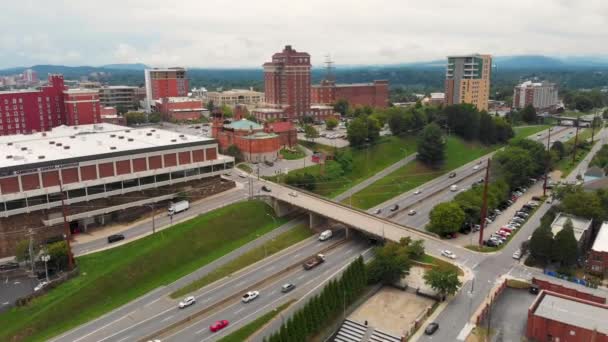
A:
[0,123,214,169]
[534,293,608,334]
[64,88,98,94]
[166,97,202,103]
[592,222,608,253]
[550,213,593,242]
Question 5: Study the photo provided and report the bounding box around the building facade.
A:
[63,89,101,126]
[144,68,189,112]
[207,89,264,107]
[262,45,311,120]
[264,121,297,148]
[311,80,389,108]
[527,290,608,342]
[212,118,281,162]
[588,222,608,276]
[513,81,559,110]
[445,54,492,111]
[99,86,141,111]
[158,97,205,121]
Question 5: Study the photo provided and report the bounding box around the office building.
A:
[63,89,101,126]
[513,81,559,110]
[445,54,492,111]
[158,97,205,121]
[99,86,141,111]
[206,89,264,107]
[144,67,189,112]
[311,80,389,108]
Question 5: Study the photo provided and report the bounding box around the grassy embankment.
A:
[0,201,287,342]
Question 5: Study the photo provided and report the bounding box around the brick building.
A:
[588,222,608,276]
[63,89,101,126]
[445,54,492,111]
[212,118,281,162]
[158,97,205,121]
[311,80,389,108]
[144,67,188,112]
[527,290,608,342]
[264,121,297,148]
[513,81,559,110]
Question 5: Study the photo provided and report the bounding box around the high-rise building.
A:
[63,89,101,126]
[445,54,492,111]
[513,81,559,110]
[99,86,141,111]
[262,45,311,120]
[22,69,38,83]
[144,67,189,112]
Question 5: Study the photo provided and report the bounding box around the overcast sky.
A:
[1,0,607,68]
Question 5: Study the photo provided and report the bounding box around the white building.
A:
[513,81,559,110]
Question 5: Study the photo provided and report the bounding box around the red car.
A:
[210,320,229,332]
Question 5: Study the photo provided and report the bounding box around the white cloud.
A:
[0,0,607,68]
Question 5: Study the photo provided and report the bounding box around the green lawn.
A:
[237,163,253,173]
[280,146,306,160]
[555,144,593,178]
[344,136,497,209]
[286,136,417,198]
[0,201,287,342]
[417,254,463,275]
[171,224,312,298]
[217,300,294,342]
[513,125,551,139]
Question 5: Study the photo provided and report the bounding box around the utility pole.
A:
[478,158,491,246]
[27,229,34,273]
[543,127,552,197]
[151,204,156,234]
[572,121,580,164]
[59,182,75,270]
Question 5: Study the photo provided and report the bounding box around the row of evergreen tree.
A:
[263,256,367,342]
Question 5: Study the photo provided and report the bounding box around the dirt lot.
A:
[349,287,435,337]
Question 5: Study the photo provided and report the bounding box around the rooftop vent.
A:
[179,134,185,138]
[73,126,78,130]
[42,132,47,137]
[70,136,75,139]
[125,130,131,133]
[49,141,55,145]
[110,146,117,150]
[64,146,70,150]
[110,134,116,138]
[146,133,152,136]
[151,129,156,132]
[171,139,177,142]
[7,142,13,146]
[6,155,12,159]
[20,147,27,151]
[127,138,134,142]
[56,143,63,147]
[118,136,124,139]
[38,155,45,159]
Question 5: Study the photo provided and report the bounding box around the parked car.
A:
[516,212,529,218]
[264,160,274,167]
[209,320,229,332]
[373,208,381,215]
[512,217,525,223]
[441,250,456,259]
[107,234,125,244]
[34,281,48,292]
[425,323,439,335]
[261,185,272,192]
[238,172,247,178]
[408,210,417,216]
[512,250,522,260]
[531,196,542,201]
[242,291,260,303]
[472,224,481,232]
[390,204,399,212]
[448,172,456,178]
[484,240,498,247]
[179,296,196,309]
[281,283,296,293]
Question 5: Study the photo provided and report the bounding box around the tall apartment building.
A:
[63,89,101,126]
[99,86,141,111]
[513,81,559,110]
[144,68,189,112]
[445,54,492,111]
[262,45,311,120]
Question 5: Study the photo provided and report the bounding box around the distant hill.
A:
[101,63,149,70]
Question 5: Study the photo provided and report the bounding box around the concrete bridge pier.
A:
[269,198,298,217]
[309,212,327,229]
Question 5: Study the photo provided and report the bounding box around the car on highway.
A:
[450,185,458,192]
[261,185,271,192]
[448,172,456,178]
[424,322,439,335]
[390,204,399,212]
[242,290,260,303]
[414,189,422,195]
[373,208,381,215]
[178,296,196,309]
[281,283,296,293]
[441,250,456,259]
[288,191,298,197]
[34,281,48,292]
[408,210,416,216]
[319,230,333,241]
[473,165,480,170]
[238,173,247,178]
[107,234,125,244]
[209,320,229,332]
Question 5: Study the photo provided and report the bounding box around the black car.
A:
[261,185,272,192]
[390,204,399,212]
[107,234,125,244]
[448,172,456,178]
[529,285,540,294]
[424,322,439,335]
[0,262,19,271]
[264,160,274,167]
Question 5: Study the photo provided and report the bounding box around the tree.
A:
[304,125,319,141]
[47,241,69,270]
[220,104,233,118]
[494,147,535,188]
[225,144,244,163]
[603,108,608,119]
[423,267,462,300]
[333,99,349,116]
[300,115,315,124]
[561,188,604,221]
[529,224,553,262]
[206,100,215,112]
[115,104,128,115]
[551,141,566,160]
[14,240,31,263]
[125,111,146,125]
[478,111,497,144]
[148,112,162,123]
[574,95,594,112]
[367,242,412,285]
[346,115,380,147]
[325,117,339,130]
[521,104,537,123]
[552,219,578,266]
[427,202,465,236]
[417,123,446,168]
[245,114,258,123]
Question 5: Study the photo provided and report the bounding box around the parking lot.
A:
[481,288,536,342]
[0,272,38,313]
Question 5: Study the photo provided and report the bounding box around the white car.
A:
[374,208,381,215]
[408,210,417,216]
[414,189,422,195]
[242,291,260,303]
[512,250,522,260]
[238,173,247,178]
[288,191,298,197]
[441,250,456,259]
[473,165,480,171]
[179,296,196,309]
[34,281,48,292]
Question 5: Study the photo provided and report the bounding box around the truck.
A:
[303,254,325,270]
[168,200,189,215]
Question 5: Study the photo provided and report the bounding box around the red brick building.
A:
[527,290,608,342]
[63,89,101,126]
[158,97,205,121]
[588,222,608,276]
[212,118,281,162]
[264,121,297,148]
[144,68,189,112]
[311,80,389,108]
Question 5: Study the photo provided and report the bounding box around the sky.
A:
[1,0,607,68]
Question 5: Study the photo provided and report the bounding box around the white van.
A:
[319,230,333,241]
[450,185,459,192]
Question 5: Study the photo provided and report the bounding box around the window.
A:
[67,188,86,199]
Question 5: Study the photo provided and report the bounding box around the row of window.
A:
[0,162,234,212]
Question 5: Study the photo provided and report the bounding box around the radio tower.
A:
[324,55,335,82]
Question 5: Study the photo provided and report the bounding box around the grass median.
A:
[0,200,288,342]
[513,125,550,139]
[344,136,497,209]
[171,224,312,298]
[217,300,295,342]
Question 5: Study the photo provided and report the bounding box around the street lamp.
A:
[41,254,51,283]
[145,204,157,234]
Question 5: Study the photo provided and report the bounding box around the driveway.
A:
[480,288,536,342]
